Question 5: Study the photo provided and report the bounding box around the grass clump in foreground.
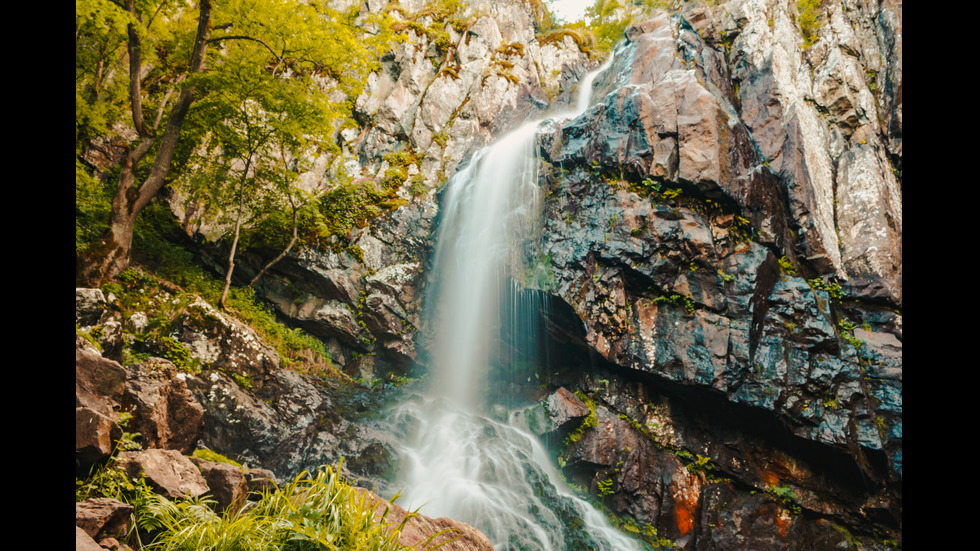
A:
[80,455,450,551]
[140,464,438,551]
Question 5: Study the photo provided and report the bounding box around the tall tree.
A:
[75,0,392,286]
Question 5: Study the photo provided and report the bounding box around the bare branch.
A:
[152,75,185,131]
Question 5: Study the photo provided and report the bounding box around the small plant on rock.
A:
[796,0,822,49]
[596,477,615,500]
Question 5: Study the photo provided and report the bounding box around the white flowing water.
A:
[392,55,638,550]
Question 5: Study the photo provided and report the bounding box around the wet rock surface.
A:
[520,2,901,548]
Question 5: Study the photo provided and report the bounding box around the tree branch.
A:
[152,75,185,131]
[131,0,213,216]
[126,0,150,138]
[249,190,301,288]
[207,35,283,64]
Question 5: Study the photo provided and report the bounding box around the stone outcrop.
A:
[123,358,204,454]
[182,361,399,484]
[179,296,282,379]
[74,284,402,485]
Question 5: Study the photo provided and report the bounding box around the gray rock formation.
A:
[516,2,902,547]
[222,0,901,546]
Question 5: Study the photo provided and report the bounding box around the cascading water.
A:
[390,55,639,550]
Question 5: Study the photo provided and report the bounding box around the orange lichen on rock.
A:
[774,507,793,539]
[672,473,702,536]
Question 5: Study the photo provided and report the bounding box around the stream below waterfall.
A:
[381,54,643,550]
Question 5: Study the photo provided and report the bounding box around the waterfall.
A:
[391,54,637,550]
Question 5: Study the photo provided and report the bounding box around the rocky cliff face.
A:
[221,0,594,383]
[90,0,900,548]
[525,1,901,548]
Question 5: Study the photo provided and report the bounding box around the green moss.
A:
[682,453,713,475]
[409,174,428,197]
[729,215,755,245]
[230,372,254,391]
[766,484,802,515]
[777,256,798,276]
[391,0,471,59]
[538,28,595,56]
[76,325,104,352]
[611,515,677,549]
[131,333,202,373]
[653,292,696,314]
[564,393,598,446]
[192,448,245,470]
[807,277,843,300]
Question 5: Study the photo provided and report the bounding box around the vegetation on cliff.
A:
[75,0,395,286]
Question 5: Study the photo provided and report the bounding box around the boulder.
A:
[76,336,127,470]
[546,387,591,430]
[185,368,394,485]
[75,526,104,551]
[76,337,126,418]
[245,468,279,496]
[355,488,494,551]
[75,497,134,540]
[123,357,204,454]
[75,406,122,472]
[189,457,249,513]
[76,288,107,327]
[117,449,209,499]
[179,296,281,380]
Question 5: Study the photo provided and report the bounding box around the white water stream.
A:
[391,55,639,550]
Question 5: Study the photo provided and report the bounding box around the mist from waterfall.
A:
[390,53,639,550]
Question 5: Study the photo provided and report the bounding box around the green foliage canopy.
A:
[75,0,395,283]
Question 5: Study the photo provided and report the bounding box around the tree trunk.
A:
[76,0,213,287]
[219,166,251,311]
[77,212,138,288]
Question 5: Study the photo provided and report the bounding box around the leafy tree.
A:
[75,0,393,286]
